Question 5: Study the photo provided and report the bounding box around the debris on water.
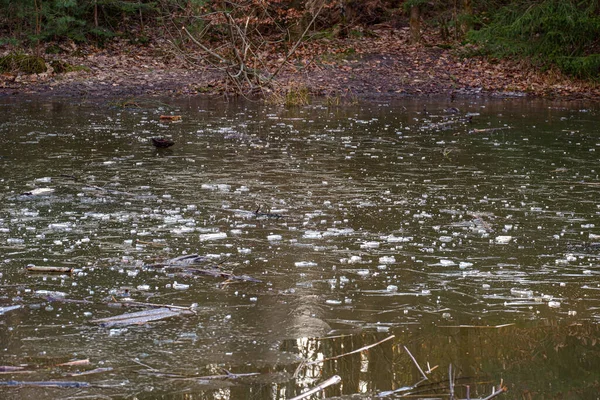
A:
[67,367,114,377]
[379,256,396,264]
[199,232,227,241]
[27,265,72,274]
[57,359,90,367]
[385,235,412,243]
[439,259,455,267]
[0,380,90,388]
[267,234,282,241]
[150,138,175,149]
[159,115,182,121]
[173,281,190,290]
[92,307,191,327]
[294,261,317,267]
[510,288,533,298]
[35,290,67,298]
[22,187,55,196]
[0,305,21,315]
[495,236,512,244]
[548,301,561,308]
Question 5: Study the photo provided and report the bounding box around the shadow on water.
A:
[0,97,599,399]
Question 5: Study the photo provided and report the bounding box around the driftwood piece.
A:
[0,380,90,388]
[67,367,113,377]
[91,307,191,327]
[0,305,21,315]
[186,267,262,283]
[289,375,342,400]
[26,266,73,274]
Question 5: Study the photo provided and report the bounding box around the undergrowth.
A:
[468,0,600,80]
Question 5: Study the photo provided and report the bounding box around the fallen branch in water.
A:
[289,375,342,400]
[92,307,193,327]
[26,265,73,274]
[483,385,507,400]
[404,346,429,381]
[304,335,395,366]
[0,380,90,388]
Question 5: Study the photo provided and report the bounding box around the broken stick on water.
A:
[305,334,395,366]
[289,375,342,400]
[404,346,428,381]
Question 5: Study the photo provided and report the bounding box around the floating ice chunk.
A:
[421,289,431,295]
[495,236,512,244]
[267,234,282,241]
[387,285,398,292]
[439,259,455,266]
[548,301,560,308]
[590,233,600,240]
[325,299,342,305]
[36,290,67,298]
[49,222,72,231]
[35,177,52,183]
[199,232,227,241]
[173,281,190,290]
[482,284,491,290]
[238,248,251,254]
[439,236,453,243]
[348,255,362,264]
[361,241,380,249]
[510,288,533,298]
[295,261,317,267]
[356,269,370,276]
[379,256,396,264]
[303,230,323,239]
[137,285,150,291]
[25,187,55,196]
[386,235,412,243]
[7,238,24,244]
[459,262,473,269]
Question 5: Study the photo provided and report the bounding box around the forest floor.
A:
[1,26,599,102]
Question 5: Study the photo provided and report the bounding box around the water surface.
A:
[0,97,599,399]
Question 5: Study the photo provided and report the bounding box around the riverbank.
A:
[1,27,598,101]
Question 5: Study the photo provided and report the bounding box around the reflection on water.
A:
[0,97,599,399]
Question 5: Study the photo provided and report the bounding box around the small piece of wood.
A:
[289,375,341,400]
[91,307,190,327]
[26,266,73,274]
[159,115,182,121]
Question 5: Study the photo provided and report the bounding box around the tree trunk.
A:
[409,5,421,44]
[461,0,473,35]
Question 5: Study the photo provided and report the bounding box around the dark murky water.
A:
[0,97,599,399]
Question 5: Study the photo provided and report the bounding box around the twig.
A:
[482,386,507,400]
[181,26,228,63]
[449,363,455,399]
[403,346,428,381]
[131,359,158,372]
[267,1,325,83]
[304,335,395,366]
[289,375,342,400]
[116,300,197,313]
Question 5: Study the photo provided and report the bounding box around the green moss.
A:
[0,53,47,74]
